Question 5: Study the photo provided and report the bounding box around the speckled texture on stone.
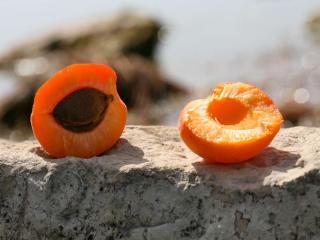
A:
[0,126,320,240]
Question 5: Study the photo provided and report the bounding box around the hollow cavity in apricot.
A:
[31,64,127,158]
[178,82,283,164]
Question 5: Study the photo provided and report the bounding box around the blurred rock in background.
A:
[0,13,187,138]
[307,12,320,45]
[2,10,320,140]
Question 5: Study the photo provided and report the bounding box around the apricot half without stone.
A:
[178,82,283,164]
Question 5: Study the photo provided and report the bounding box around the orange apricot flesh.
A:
[178,82,283,164]
[31,64,127,158]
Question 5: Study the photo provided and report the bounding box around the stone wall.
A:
[0,126,320,239]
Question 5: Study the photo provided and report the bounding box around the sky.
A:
[0,0,320,88]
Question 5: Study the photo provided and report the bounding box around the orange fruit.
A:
[178,82,283,164]
[31,64,127,158]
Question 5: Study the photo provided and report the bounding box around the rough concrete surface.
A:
[0,125,320,240]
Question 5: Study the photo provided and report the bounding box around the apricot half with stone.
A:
[31,64,127,158]
[179,82,283,164]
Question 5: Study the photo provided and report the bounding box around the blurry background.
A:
[1,0,320,140]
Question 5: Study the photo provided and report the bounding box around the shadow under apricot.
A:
[30,146,56,160]
[192,147,301,186]
[30,138,146,167]
[247,147,301,169]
